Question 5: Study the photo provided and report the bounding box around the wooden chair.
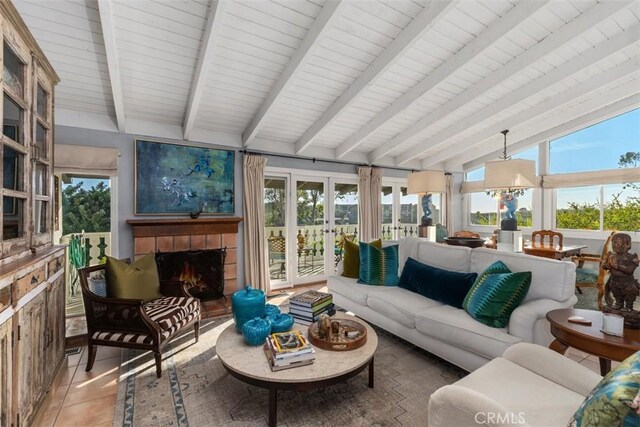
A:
[572,231,615,303]
[79,263,201,378]
[532,230,564,247]
[453,230,481,238]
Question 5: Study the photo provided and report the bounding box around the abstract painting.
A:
[135,139,234,215]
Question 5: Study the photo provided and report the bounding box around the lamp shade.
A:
[484,159,536,190]
[407,170,446,194]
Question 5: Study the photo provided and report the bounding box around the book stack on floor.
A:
[263,330,316,371]
[288,290,335,325]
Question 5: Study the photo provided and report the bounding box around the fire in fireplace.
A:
[155,249,226,300]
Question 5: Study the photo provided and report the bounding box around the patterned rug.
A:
[113,316,466,426]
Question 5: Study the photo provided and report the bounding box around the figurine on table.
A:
[603,233,640,311]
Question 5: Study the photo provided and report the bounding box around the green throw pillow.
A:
[569,352,640,427]
[342,238,381,279]
[105,254,162,302]
[358,241,399,286]
[463,261,531,328]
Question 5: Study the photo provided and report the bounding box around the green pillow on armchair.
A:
[105,254,162,302]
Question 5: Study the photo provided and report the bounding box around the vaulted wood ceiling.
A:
[14,0,640,171]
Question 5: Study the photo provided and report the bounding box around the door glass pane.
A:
[381,185,393,240]
[3,96,23,144]
[37,84,47,119]
[296,180,325,278]
[35,201,47,234]
[35,123,46,158]
[334,182,358,267]
[430,193,442,225]
[3,146,23,191]
[3,44,23,96]
[400,186,419,238]
[35,163,47,195]
[265,177,287,282]
[3,197,24,239]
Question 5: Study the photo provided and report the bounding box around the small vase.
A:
[242,317,272,346]
[267,313,294,333]
[264,304,281,318]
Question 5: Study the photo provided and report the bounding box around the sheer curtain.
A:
[242,155,270,292]
[357,166,383,242]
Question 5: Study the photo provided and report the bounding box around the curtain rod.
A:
[238,149,416,172]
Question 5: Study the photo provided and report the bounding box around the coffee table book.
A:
[289,290,332,308]
[263,346,315,371]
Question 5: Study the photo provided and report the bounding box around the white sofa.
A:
[328,237,578,372]
[428,342,601,427]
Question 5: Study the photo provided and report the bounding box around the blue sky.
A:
[62,177,110,191]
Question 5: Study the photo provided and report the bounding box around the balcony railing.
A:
[60,232,111,317]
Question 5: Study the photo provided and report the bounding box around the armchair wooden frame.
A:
[79,264,201,378]
[572,231,615,305]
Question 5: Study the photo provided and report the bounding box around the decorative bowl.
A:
[443,237,486,248]
[242,317,272,346]
[231,285,266,333]
[267,313,294,333]
[264,304,281,318]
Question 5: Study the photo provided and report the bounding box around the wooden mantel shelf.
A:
[127,217,243,237]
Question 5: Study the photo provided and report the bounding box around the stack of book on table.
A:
[263,330,316,371]
[288,290,335,325]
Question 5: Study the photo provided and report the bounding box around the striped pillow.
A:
[358,241,399,286]
[463,261,531,328]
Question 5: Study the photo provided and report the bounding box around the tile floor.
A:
[36,282,615,427]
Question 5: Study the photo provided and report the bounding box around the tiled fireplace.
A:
[126,218,243,296]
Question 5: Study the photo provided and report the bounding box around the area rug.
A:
[574,286,640,311]
[113,316,466,426]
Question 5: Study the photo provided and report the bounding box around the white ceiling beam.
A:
[334,1,547,159]
[373,0,633,164]
[457,88,640,170]
[97,0,125,133]
[243,0,347,147]
[395,22,639,166]
[422,54,640,168]
[183,0,229,141]
[294,0,458,155]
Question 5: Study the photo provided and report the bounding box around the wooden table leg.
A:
[269,388,277,427]
[549,339,568,354]
[599,358,611,376]
[368,356,374,388]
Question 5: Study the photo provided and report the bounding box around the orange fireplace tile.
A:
[226,248,237,264]
[207,234,222,249]
[157,236,174,252]
[134,237,155,255]
[174,235,191,251]
[225,278,239,294]
[222,233,237,248]
[225,263,237,279]
[190,235,206,250]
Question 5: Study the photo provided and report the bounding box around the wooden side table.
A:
[546,308,640,375]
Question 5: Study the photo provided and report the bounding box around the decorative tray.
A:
[307,318,367,351]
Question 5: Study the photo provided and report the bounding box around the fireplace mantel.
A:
[127,217,243,237]
[127,217,243,295]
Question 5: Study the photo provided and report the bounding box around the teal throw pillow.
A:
[463,261,531,328]
[358,242,399,286]
[569,351,640,427]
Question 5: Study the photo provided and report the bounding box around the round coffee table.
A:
[546,308,640,375]
[216,313,378,427]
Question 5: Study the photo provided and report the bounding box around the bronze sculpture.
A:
[603,233,640,328]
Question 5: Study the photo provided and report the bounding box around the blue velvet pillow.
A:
[358,242,399,286]
[398,257,478,309]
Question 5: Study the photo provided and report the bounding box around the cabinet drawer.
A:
[47,255,64,278]
[16,266,46,300]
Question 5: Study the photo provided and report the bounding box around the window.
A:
[469,192,498,226]
[556,184,639,232]
[550,109,640,174]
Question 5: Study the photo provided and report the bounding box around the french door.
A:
[264,171,358,289]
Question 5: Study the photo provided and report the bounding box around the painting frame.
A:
[134,139,235,215]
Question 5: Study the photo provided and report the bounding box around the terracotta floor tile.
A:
[32,407,58,427]
[63,373,119,407]
[79,346,122,364]
[54,394,116,427]
[580,357,602,375]
[66,353,82,367]
[54,366,77,387]
[72,357,121,384]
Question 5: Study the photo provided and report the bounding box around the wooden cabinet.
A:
[0,2,64,427]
